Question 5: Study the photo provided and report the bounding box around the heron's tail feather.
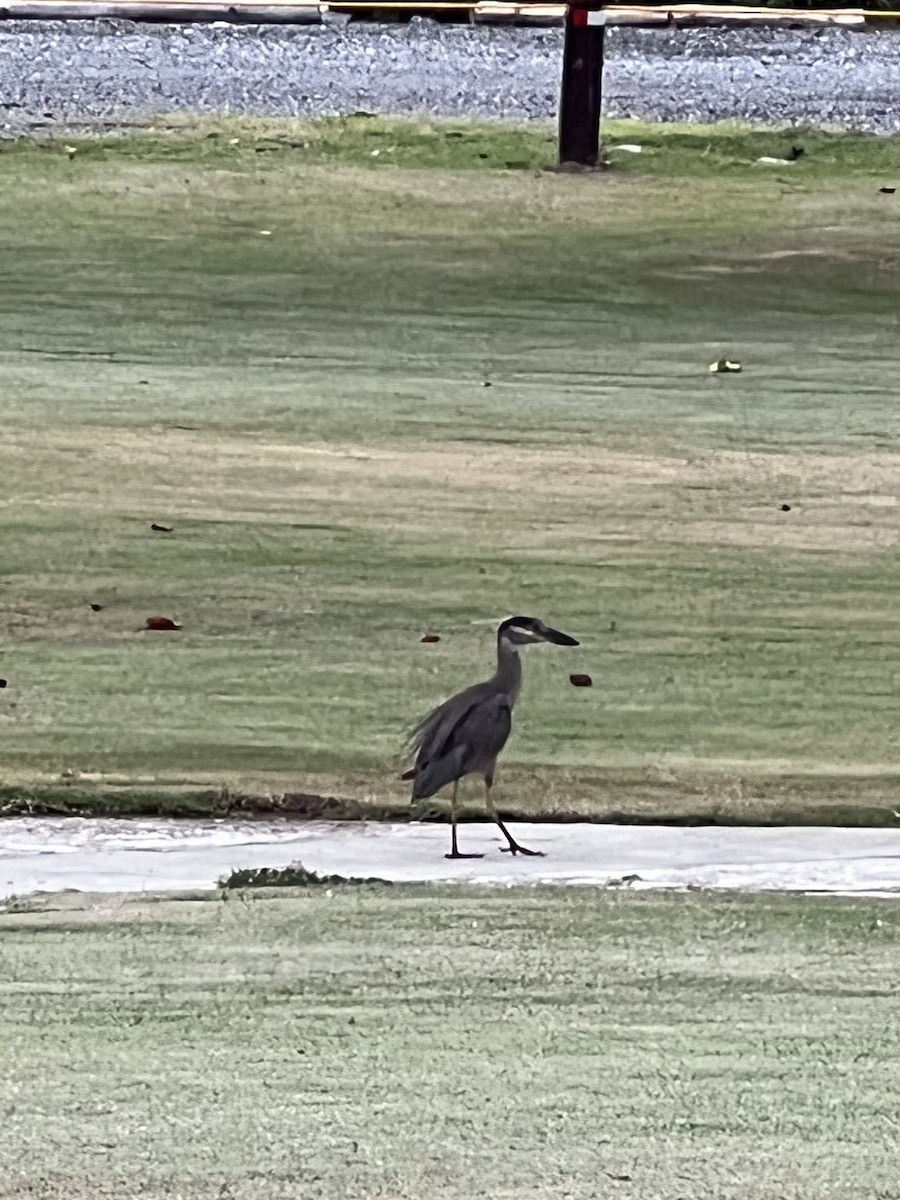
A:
[411,745,468,802]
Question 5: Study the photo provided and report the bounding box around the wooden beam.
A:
[0,1,876,24]
[558,7,605,168]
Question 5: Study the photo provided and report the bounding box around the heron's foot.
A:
[445,851,485,860]
[500,843,545,857]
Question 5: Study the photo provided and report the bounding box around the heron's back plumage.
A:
[408,680,513,800]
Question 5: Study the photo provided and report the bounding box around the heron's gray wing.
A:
[405,680,486,758]
[410,688,512,800]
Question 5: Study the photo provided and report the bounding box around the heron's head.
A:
[498,615,579,648]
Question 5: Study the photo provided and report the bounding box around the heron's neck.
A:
[495,635,523,701]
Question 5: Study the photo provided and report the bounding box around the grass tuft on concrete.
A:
[219,862,392,888]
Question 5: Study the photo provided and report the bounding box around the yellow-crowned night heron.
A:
[404,615,579,859]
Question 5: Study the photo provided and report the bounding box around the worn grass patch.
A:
[1,886,898,1199]
[2,117,900,823]
[11,114,900,179]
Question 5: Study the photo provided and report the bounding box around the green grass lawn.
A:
[1,885,898,1200]
[4,116,900,824]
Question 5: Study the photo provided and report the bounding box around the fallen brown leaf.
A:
[143,616,182,631]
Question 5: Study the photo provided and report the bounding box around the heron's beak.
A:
[543,626,579,646]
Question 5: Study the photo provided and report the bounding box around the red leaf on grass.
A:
[143,616,182,631]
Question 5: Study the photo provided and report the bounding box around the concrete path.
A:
[2,817,899,899]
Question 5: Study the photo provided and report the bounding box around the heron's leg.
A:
[484,774,545,857]
[445,780,484,860]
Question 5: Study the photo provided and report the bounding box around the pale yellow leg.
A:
[444,780,483,860]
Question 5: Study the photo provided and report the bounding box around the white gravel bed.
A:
[2,22,900,136]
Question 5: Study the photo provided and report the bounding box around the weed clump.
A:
[219,863,392,889]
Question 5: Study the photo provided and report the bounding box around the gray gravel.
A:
[3,19,900,136]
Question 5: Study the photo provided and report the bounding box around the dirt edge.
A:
[0,784,896,829]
